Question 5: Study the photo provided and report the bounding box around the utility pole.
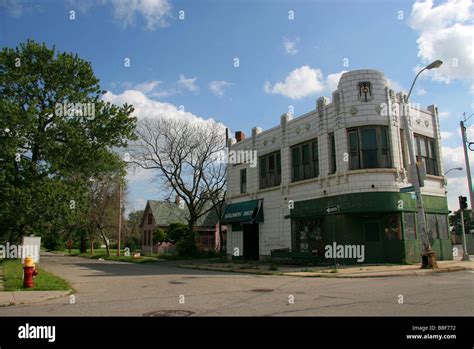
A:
[460,120,474,216]
[403,60,443,268]
[403,106,436,268]
[460,209,469,261]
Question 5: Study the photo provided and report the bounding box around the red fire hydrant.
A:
[23,256,38,288]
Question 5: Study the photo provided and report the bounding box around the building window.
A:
[259,151,281,189]
[329,132,336,174]
[426,213,438,241]
[437,215,448,240]
[240,168,247,194]
[291,138,319,182]
[348,126,391,170]
[403,213,417,240]
[383,214,402,240]
[414,134,439,176]
[147,214,153,225]
[291,219,324,255]
[400,129,408,169]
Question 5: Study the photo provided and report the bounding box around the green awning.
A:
[222,199,264,223]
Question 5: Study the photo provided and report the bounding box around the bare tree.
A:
[88,173,124,257]
[131,117,227,237]
[202,164,227,253]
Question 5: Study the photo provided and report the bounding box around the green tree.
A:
[0,40,136,244]
[449,209,472,240]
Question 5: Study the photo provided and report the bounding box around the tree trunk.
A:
[218,221,224,254]
[98,228,110,257]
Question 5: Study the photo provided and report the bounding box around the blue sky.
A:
[1,0,473,212]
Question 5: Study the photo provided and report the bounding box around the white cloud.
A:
[439,111,452,118]
[283,37,299,56]
[209,80,233,97]
[132,80,161,94]
[264,66,326,100]
[111,0,172,30]
[264,67,353,99]
[440,131,453,139]
[417,88,427,96]
[0,0,37,17]
[386,78,405,92]
[177,74,199,93]
[326,71,347,94]
[102,89,220,126]
[66,0,171,30]
[132,80,174,98]
[408,0,474,83]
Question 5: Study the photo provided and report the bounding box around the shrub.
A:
[176,238,198,256]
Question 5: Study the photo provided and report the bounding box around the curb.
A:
[0,289,73,307]
[178,264,474,278]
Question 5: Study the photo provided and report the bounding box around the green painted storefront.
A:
[289,192,452,264]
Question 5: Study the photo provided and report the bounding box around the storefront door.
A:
[363,220,383,263]
[243,223,259,260]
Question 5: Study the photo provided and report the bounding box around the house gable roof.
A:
[139,200,225,229]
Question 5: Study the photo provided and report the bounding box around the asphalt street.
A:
[1,253,473,316]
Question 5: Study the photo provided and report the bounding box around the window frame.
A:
[240,168,247,194]
[328,132,337,174]
[259,151,281,189]
[291,138,319,182]
[414,134,439,176]
[347,126,392,170]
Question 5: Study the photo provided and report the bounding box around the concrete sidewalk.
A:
[178,259,474,278]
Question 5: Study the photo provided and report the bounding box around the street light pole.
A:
[403,60,443,269]
[460,120,474,215]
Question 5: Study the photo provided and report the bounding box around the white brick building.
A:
[222,69,452,263]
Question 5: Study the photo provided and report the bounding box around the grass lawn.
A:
[0,259,70,291]
[54,248,225,264]
[53,249,163,264]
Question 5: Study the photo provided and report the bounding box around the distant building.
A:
[223,69,451,263]
[140,197,226,254]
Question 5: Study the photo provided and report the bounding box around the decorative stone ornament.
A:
[350,106,358,115]
[424,120,430,128]
[358,81,373,102]
[296,127,301,134]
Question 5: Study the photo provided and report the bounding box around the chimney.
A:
[235,131,245,142]
[175,195,181,206]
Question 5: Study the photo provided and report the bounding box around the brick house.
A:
[140,197,226,254]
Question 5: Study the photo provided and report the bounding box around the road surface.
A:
[1,253,473,316]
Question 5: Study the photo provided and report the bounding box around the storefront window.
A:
[426,213,439,241]
[383,214,402,240]
[403,213,417,240]
[436,215,448,240]
[291,219,324,255]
